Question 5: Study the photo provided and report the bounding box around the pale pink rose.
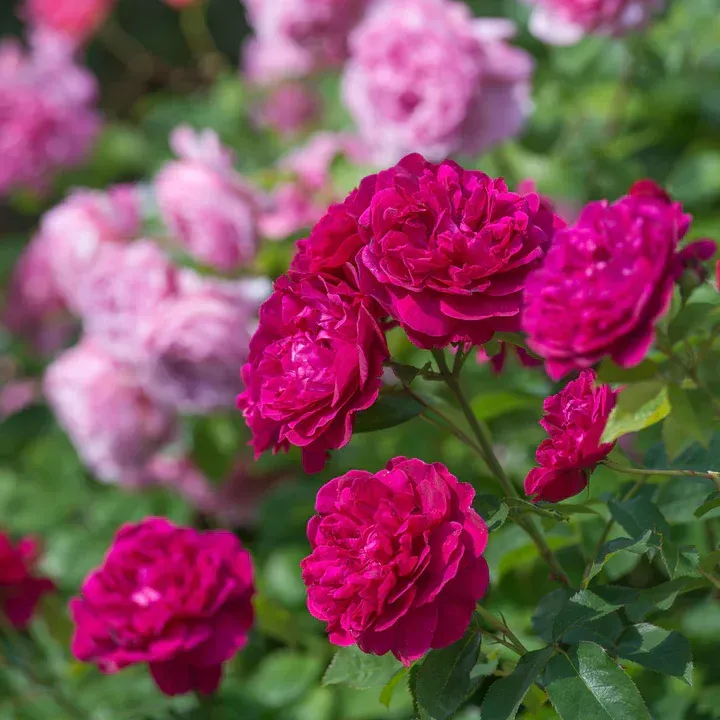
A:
[44,340,177,483]
[75,241,179,363]
[42,185,141,311]
[342,0,533,163]
[253,82,321,136]
[0,380,39,420]
[0,30,100,196]
[155,127,261,272]
[525,0,665,45]
[242,35,314,85]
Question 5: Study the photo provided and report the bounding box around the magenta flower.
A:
[524,0,664,45]
[356,154,562,349]
[237,271,388,473]
[523,180,691,380]
[44,340,177,483]
[155,127,261,272]
[677,239,717,285]
[342,0,533,163]
[525,369,617,502]
[0,31,100,196]
[23,0,115,43]
[70,518,254,696]
[301,457,489,665]
[0,532,54,629]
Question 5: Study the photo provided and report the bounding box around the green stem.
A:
[180,3,227,78]
[604,460,720,488]
[431,349,571,586]
[475,605,528,656]
[98,17,160,80]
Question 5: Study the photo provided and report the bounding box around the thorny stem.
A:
[603,460,720,489]
[475,605,528,656]
[430,349,572,586]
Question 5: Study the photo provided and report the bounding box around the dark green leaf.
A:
[533,589,572,643]
[353,390,423,433]
[695,491,720,518]
[609,489,671,538]
[553,589,637,641]
[474,494,509,532]
[414,631,482,720]
[478,646,555,720]
[0,405,53,460]
[545,642,651,720]
[601,381,670,444]
[584,531,659,585]
[323,646,403,689]
[616,624,693,684]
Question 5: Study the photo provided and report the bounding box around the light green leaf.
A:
[353,389,423,433]
[251,651,324,708]
[379,666,409,709]
[323,646,403,689]
[616,624,693,684]
[545,642,651,720]
[474,494,509,532]
[596,359,660,384]
[601,381,670,444]
[414,631,483,720]
[472,392,541,422]
[479,646,556,720]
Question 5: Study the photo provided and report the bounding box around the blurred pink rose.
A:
[301,457,489,664]
[0,532,54,629]
[524,0,664,45]
[260,132,365,240]
[136,282,257,414]
[44,339,177,483]
[3,234,76,355]
[342,0,532,163]
[71,518,254,696]
[0,379,39,420]
[42,185,141,311]
[0,31,100,196]
[76,240,179,363]
[155,127,261,272]
[253,81,321,136]
[23,0,115,42]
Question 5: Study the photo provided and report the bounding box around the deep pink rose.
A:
[355,154,563,348]
[343,0,532,163]
[3,233,76,355]
[23,0,115,42]
[677,239,717,286]
[524,0,664,45]
[155,127,261,272]
[524,180,691,379]
[44,340,178,483]
[75,240,179,363]
[0,532,54,629]
[0,31,100,196]
[525,369,618,502]
[237,271,388,473]
[70,518,254,696]
[301,457,489,664]
[42,185,141,311]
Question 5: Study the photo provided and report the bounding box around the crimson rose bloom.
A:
[524,181,691,380]
[301,457,489,665]
[237,270,388,473]
[525,370,618,502]
[0,532,54,629]
[70,518,254,696]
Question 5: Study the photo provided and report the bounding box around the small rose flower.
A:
[23,0,115,43]
[356,154,562,349]
[0,532,54,629]
[44,340,178,483]
[237,270,388,473]
[523,180,691,379]
[155,127,261,272]
[525,369,617,502]
[677,239,717,286]
[70,518,254,696]
[343,0,532,163]
[301,457,489,664]
[524,0,664,45]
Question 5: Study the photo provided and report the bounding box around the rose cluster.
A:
[0,29,100,197]
[525,370,618,502]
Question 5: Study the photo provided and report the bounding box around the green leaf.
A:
[662,415,695,463]
[545,642,651,720]
[472,392,541,423]
[478,646,556,720]
[695,491,720,518]
[323,646,403,690]
[533,589,572,643]
[625,577,707,622]
[601,381,670,444]
[474,494,509,532]
[667,385,712,447]
[414,631,483,720]
[616,624,693,684]
[251,651,324,708]
[0,405,53,460]
[699,549,720,574]
[585,531,659,585]
[379,666,409,709]
[609,489,671,538]
[553,589,637,641]
[596,359,660,384]
[353,390,423,433]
